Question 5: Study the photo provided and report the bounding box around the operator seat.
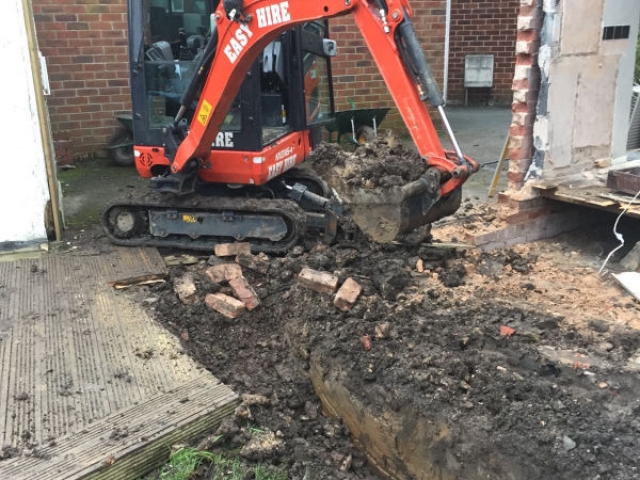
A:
[145,41,175,62]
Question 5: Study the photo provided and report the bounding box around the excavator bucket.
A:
[330,167,461,243]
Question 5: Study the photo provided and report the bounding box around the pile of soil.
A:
[308,137,427,190]
[139,224,640,479]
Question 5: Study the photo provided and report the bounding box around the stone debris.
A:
[625,350,640,372]
[619,241,640,271]
[236,252,270,274]
[241,394,271,405]
[562,435,576,451]
[360,334,372,351]
[374,322,390,339]
[206,263,243,283]
[215,242,252,257]
[164,254,199,266]
[229,276,261,310]
[205,292,246,318]
[334,277,363,311]
[297,267,339,294]
[174,273,197,304]
[539,346,608,369]
[240,429,284,461]
[500,325,516,337]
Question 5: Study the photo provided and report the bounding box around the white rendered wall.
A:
[0,0,50,244]
[604,0,640,159]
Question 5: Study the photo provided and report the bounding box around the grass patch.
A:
[156,447,287,480]
[206,455,286,480]
[159,447,215,480]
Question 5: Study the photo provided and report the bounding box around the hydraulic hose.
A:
[396,11,444,107]
[175,27,219,123]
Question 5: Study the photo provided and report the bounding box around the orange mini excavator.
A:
[102,0,478,252]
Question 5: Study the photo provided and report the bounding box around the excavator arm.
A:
[165,0,478,197]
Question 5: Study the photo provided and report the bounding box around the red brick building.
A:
[32,0,518,155]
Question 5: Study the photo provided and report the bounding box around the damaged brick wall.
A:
[507,0,542,190]
[32,0,130,156]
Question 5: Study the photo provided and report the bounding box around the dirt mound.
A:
[308,137,426,190]
[140,230,640,480]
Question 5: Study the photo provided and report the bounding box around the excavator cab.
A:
[128,0,335,178]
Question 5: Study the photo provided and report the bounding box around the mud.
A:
[58,145,640,479]
[136,223,640,480]
[309,137,426,189]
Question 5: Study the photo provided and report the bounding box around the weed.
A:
[152,446,287,480]
[159,447,214,480]
[207,454,287,480]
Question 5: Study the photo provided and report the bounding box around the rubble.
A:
[215,242,252,257]
[140,219,640,480]
[334,277,363,311]
[174,272,197,304]
[205,292,245,318]
[236,252,270,274]
[229,276,261,310]
[163,254,199,266]
[297,268,339,294]
[206,263,243,283]
[619,241,640,271]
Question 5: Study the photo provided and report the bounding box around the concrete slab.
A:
[0,247,238,479]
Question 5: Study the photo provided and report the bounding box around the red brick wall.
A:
[32,0,130,156]
[330,2,447,128]
[448,0,519,105]
[31,0,517,153]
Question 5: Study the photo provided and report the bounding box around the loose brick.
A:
[235,252,270,274]
[206,263,243,284]
[298,268,339,294]
[215,242,251,257]
[174,273,197,304]
[205,293,245,318]
[229,276,261,311]
[334,277,363,312]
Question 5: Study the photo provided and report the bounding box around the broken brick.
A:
[360,334,372,351]
[500,325,516,337]
[205,293,245,318]
[174,273,197,304]
[235,252,270,274]
[215,242,251,257]
[206,263,243,283]
[334,277,363,311]
[229,276,261,310]
[297,268,339,294]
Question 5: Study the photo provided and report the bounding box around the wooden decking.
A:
[0,247,238,479]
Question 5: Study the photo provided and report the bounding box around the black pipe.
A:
[396,11,444,107]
